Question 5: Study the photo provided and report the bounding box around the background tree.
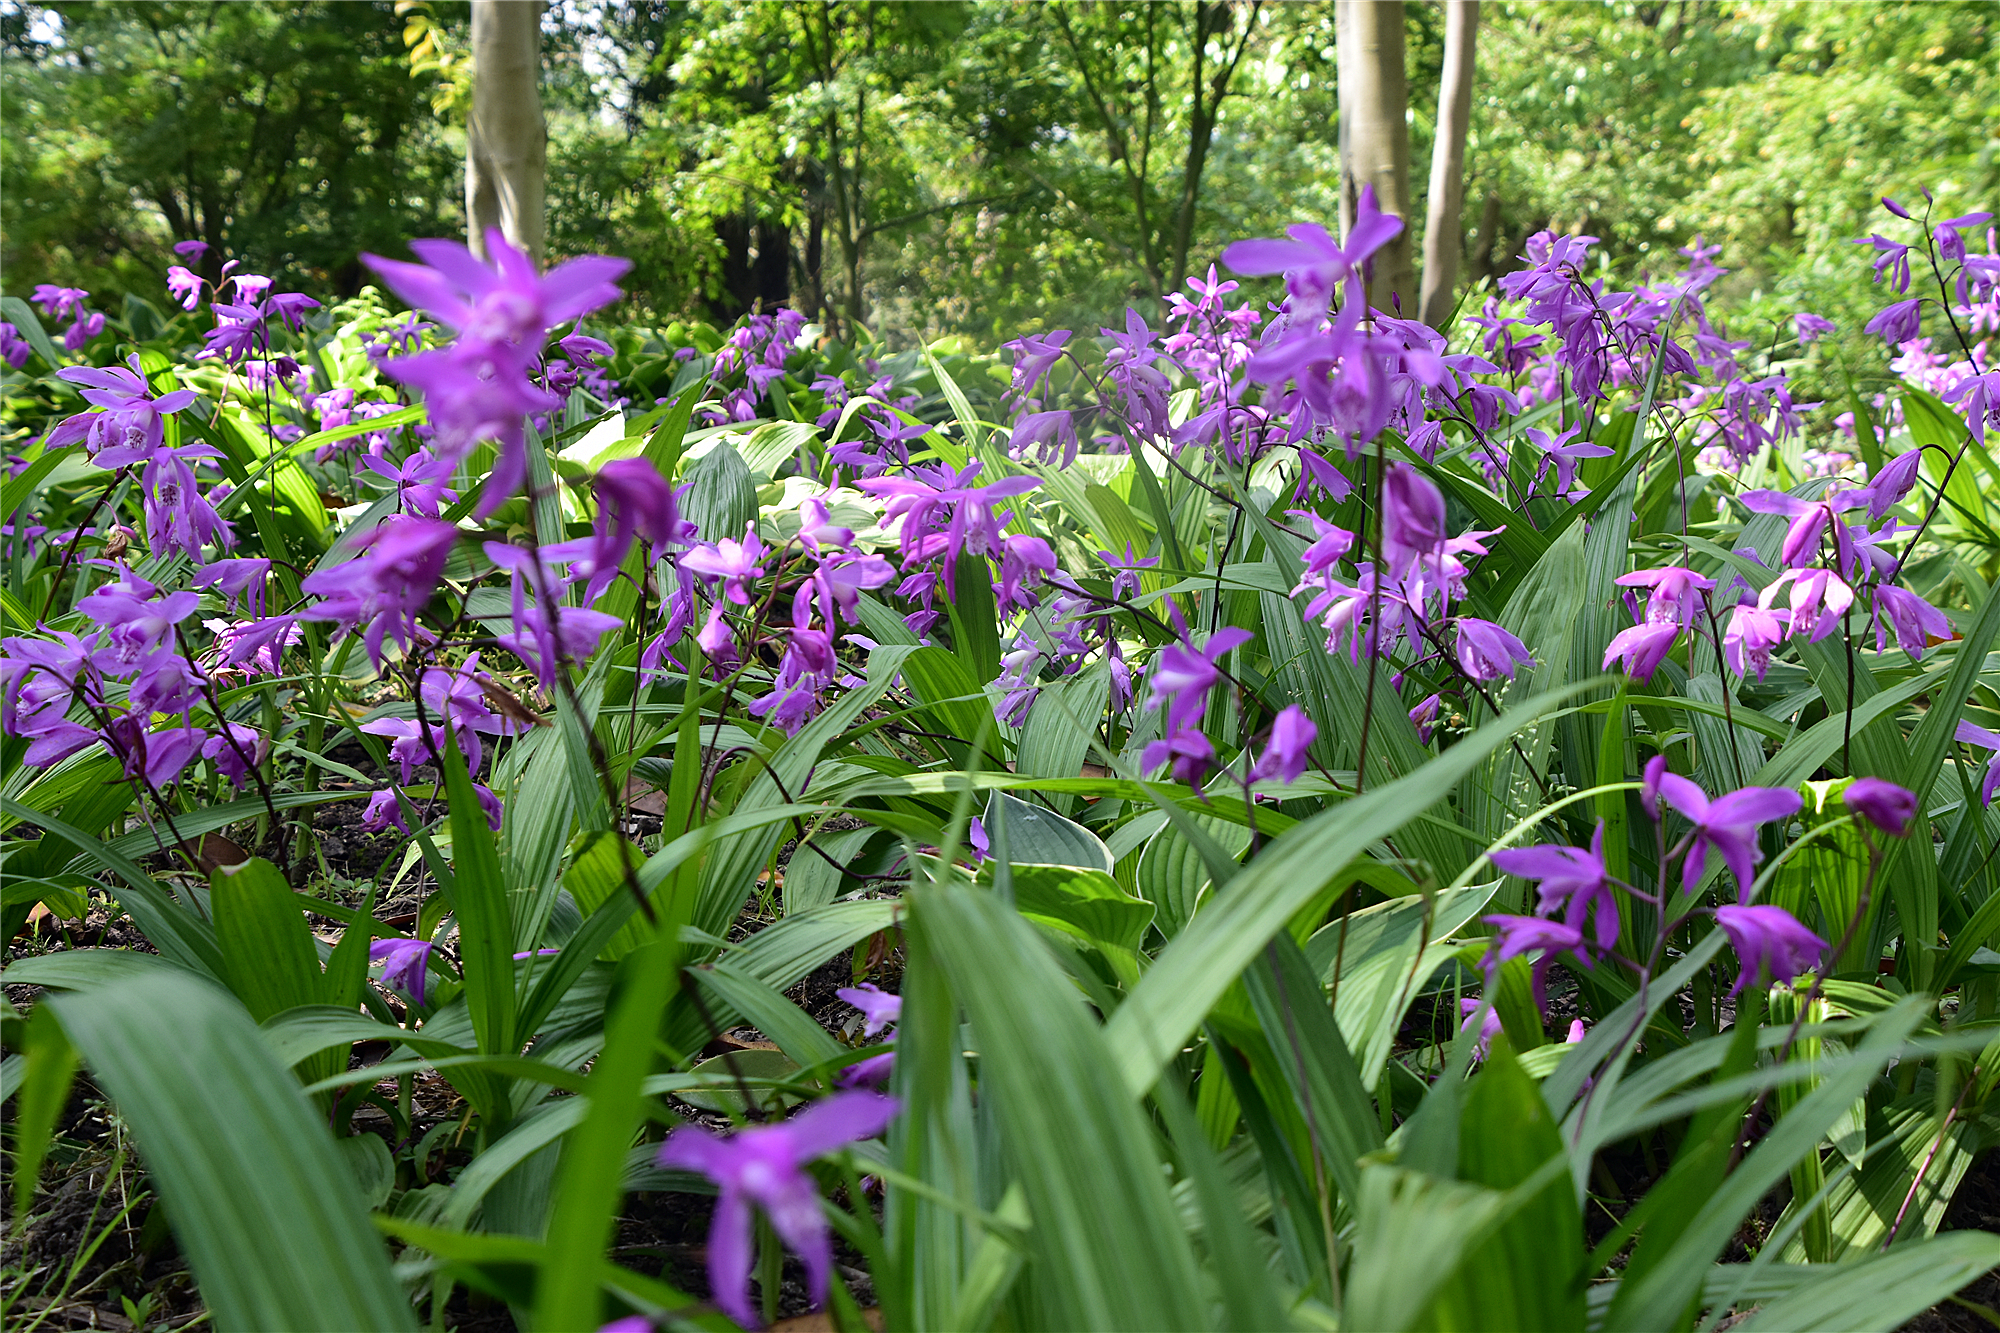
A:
[1419,0,1478,328]
[1337,0,1416,313]
[465,0,546,264]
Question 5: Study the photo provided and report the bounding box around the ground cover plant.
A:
[4,184,2000,1333]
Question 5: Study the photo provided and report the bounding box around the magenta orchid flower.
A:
[1491,820,1620,952]
[1652,770,1802,896]
[1954,720,2000,807]
[836,983,902,1038]
[1251,705,1317,786]
[1714,904,1827,994]
[1843,777,1917,836]
[369,938,435,1006]
[658,1093,900,1328]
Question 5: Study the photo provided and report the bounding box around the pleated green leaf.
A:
[48,971,414,1332]
[1733,1233,2000,1332]
[912,881,1207,1330]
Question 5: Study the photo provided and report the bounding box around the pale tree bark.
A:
[1419,0,1480,329]
[467,0,546,266]
[1336,0,1416,315]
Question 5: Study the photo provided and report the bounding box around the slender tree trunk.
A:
[1336,0,1416,315]
[1418,0,1479,329]
[466,0,546,266]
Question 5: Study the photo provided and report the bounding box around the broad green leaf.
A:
[537,936,681,1332]
[1420,1039,1584,1331]
[0,796,224,979]
[212,857,323,1024]
[982,789,1114,872]
[48,971,414,1332]
[912,881,1207,1330]
[1005,863,1154,986]
[682,437,758,543]
[445,739,516,1059]
[1610,997,1926,1327]
[11,1003,80,1216]
[1734,1233,2000,1332]
[1343,1165,1510,1333]
[1107,683,1590,1098]
[1241,931,1383,1206]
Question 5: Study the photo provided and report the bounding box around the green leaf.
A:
[1422,1038,1585,1331]
[12,1003,80,1217]
[1611,997,1926,1327]
[693,962,845,1069]
[212,858,324,1024]
[982,789,1113,873]
[48,971,414,1332]
[1005,862,1154,987]
[536,936,681,1333]
[0,295,65,370]
[444,738,515,1059]
[1241,931,1383,1206]
[0,795,224,979]
[1106,683,1591,1098]
[682,438,758,544]
[1733,1233,2000,1332]
[1343,1165,1510,1333]
[911,881,1207,1330]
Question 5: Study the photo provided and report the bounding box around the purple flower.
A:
[1654,773,1803,897]
[1793,312,1835,344]
[360,451,460,518]
[1955,720,2000,807]
[369,937,435,1006]
[1863,298,1922,346]
[1250,705,1317,786]
[1736,488,1865,570]
[1851,234,1913,293]
[32,284,90,322]
[1722,602,1788,681]
[1854,450,1923,522]
[1943,370,2000,446]
[835,1052,896,1089]
[1871,584,1951,662]
[42,357,200,468]
[1526,426,1613,498]
[202,722,267,790]
[192,558,272,618]
[1480,914,1589,1010]
[657,1092,901,1328]
[299,516,458,666]
[1409,692,1442,744]
[1603,621,1681,681]
[681,526,768,606]
[1615,565,1716,629]
[361,230,630,516]
[590,456,692,579]
[0,322,29,369]
[1455,618,1535,682]
[362,788,410,834]
[363,229,630,352]
[98,717,207,790]
[1142,726,1218,786]
[1843,777,1917,836]
[858,461,1040,584]
[1098,542,1159,602]
[1144,628,1250,735]
[836,983,902,1037]
[1380,463,1446,578]
[1714,904,1827,994]
[1457,998,1503,1057]
[1221,185,1402,327]
[1491,820,1619,952]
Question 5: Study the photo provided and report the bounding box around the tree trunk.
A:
[466,0,546,266]
[1336,0,1416,315]
[1418,0,1479,329]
